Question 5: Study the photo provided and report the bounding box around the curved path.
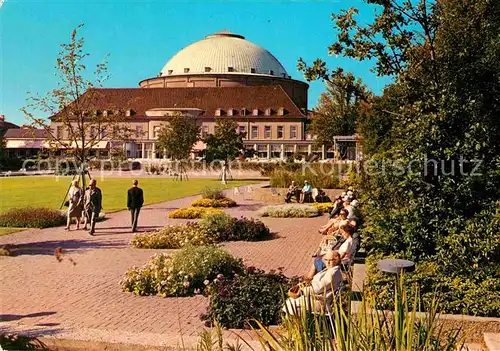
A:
[0,188,327,349]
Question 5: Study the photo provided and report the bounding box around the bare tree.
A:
[21,24,134,185]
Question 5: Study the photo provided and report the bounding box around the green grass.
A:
[0,177,256,213]
[0,227,26,236]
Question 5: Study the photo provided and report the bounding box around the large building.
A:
[4,31,359,161]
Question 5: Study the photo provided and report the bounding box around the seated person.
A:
[338,224,355,269]
[284,181,299,203]
[329,196,344,218]
[343,197,355,218]
[318,209,349,235]
[299,180,312,203]
[315,188,331,203]
[284,250,342,315]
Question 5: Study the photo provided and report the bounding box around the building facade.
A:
[4,31,361,161]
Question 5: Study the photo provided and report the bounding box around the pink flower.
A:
[217,274,224,279]
[184,281,190,288]
[194,288,201,294]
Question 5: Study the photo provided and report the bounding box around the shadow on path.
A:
[0,238,124,256]
[0,312,56,322]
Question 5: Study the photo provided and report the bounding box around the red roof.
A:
[53,86,306,119]
[3,128,48,139]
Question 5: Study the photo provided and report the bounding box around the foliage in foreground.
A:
[0,334,48,350]
[258,204,319,218]
[168,207,225,219]
[202,267,297,329]
[0,207,66,228]
[121,246,244,297]
[131,213,271,249]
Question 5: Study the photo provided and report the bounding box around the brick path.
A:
[0,187,334,349]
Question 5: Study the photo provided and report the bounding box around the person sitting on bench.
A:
[284,181,299,203]
[299,180,312,203]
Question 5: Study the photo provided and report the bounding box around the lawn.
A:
[0,177,256,213]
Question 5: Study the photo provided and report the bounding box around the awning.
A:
[6,139,46,149]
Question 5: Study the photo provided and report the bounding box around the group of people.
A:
[65,179,144,235]
[283,188,361,315]
[284,180,331,204]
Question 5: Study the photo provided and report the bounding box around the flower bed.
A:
[191,198,237,208]
[202,267,298,328]
[168,207,224,219]
[0,207,66,228]
[121,245,244,297]
[257,204,319,218]
[131,213,271,249]
[311,202,334,214]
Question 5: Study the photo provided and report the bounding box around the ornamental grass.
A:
[257,204,319,218]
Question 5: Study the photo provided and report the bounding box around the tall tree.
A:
[203,118,243,184]
[156,112,200,180]
[21,24,134,186]
[311,69,371,146]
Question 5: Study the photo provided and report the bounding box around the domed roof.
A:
[160,31,289,78]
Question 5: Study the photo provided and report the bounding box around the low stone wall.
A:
[253,187,344,204]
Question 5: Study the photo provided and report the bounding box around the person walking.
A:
[127,179,144,232]
[65,180,84,231]
[86,179,102,236]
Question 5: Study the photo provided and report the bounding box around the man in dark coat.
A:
[87,179,102,236]
[127,179,144,232]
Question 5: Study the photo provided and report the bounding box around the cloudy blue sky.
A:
[0,0,392,125]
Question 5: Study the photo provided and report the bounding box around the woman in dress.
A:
[283,250,342,315]
[66,180,84,230]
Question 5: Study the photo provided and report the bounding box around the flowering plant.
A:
[168,207,225,219]
[191,198,237,208]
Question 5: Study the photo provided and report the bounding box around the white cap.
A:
[347,191,354,196]
[351,199,359,207]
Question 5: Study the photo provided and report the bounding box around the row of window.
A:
[215,107,285,116]
[166,67,291,78]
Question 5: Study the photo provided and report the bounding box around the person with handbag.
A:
[283,250,342,315]
[65,180,84,231]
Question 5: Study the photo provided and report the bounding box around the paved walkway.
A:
[0,187,352,349]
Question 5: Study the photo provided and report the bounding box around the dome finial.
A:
[206,30,245,39]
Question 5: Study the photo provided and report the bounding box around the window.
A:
[215,108,222,116]
[184,68,190,73]
[278,107,285,116]
[250,68,256,73]
[168,70,173,75]
[126,109,132,117]
[277,126,284,139]
[269,70,274,75]
[202,125,209,138]
[56,126,63,139]
[265,108,272,116]
[252,109,259,116]
[290,126,297,139]
[153,126,161,138]
[135,126,143,138]
[238,126,246,136]
[228,66,234,72]
[282,73,287,78]
[205,67,211,72]
[240,108,246,116]
[251,126,258,139]
[264,126,271,139]
[103,110,108,117]
[227,108,234,116]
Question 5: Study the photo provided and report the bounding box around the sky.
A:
[0,0,392,126]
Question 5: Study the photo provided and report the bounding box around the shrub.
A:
[198,213,271,242]
[168,207,225,219]
[258,204,319,218]
[0,334,48,350]
[232,217,271,241]
[312,202,334,214]
[130,223,215,249]
[121,245,244,297]
[0,207,66,228]
[198,212,236,241]
[191,198,237,208]
[202,267,297,328]
[201,186,225,200]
